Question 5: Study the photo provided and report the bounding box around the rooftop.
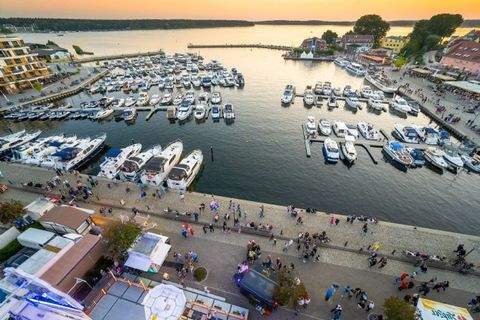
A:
[40,234,101,288]
[39,205,93,229]
[444,40,480,63]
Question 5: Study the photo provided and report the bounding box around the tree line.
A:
[0,18,254,32]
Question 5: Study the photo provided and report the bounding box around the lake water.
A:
[2,25,479,235]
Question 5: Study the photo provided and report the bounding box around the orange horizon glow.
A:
[0,0,479,21]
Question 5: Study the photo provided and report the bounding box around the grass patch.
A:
[193,266,207,282]
[0,239,23,262]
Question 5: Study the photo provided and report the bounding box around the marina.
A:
[1,27,479,236]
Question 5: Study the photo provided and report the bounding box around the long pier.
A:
[75,50,165,64]
[187,43,293,51]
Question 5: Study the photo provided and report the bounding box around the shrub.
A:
[193,267,207,282]
[0,201,25,224]
[0,240,23,262]
[383,296,416,320]
[104,220,141,262]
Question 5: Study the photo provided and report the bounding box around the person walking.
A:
[259,205,264,218]
[340,285,352,299]
[325,284,339,303]
[330,304,342,320]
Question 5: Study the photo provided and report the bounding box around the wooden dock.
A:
[301,125,311,157]
[187,43,293,51]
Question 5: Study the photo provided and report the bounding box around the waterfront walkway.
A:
[388,69,480,146]
[0,162,479,294]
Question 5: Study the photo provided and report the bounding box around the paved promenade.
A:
[1,162,479,291]
[1,185,478,319]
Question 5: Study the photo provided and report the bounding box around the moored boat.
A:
[340,135,357,164]
[424,147,448,171]
[322,138,340,163]
[118,145,162,181]
[98,143,142,179]
[382,141,413,167]
[140,141,183,186]
[167,149,203,190]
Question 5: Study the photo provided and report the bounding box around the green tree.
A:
[274,268,308,307]
[321,30,338,45]
[427,14,463,38]
[353,14,390,47]
[104,220,141,262]
[383,296,416,320]
[400,14,463,60]
[0,201,25,224]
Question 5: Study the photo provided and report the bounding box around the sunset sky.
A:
[0,0,479,21]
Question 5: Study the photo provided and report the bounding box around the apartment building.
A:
[0,35,51,94]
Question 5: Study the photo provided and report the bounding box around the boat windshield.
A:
[122,159,140,172]
[169,165,189,180]
[144,157,167,172]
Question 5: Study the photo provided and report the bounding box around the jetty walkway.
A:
[187,43,293,51]
[0,162,479,293]
[74,49,165,64]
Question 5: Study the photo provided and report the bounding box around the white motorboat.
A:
[281,85,295,104]
[424,147,448,170]
[191,76,201,88]
[25,135,78,166]
[177,102,192,121]
[334,58,348,67]
[345,96,361,110]
[394,124,420,144]
[333,121,348,137]
[184,91,196,105]
[346,124,359,139]
[303,87,315,106]
[383,141,413,167]
[357,122,380,140]
[211,91,222,104]
[150,94,161,106]
[0,130,41,154]
[365,74,398,93]
[341,135,357,163]
[315,95,323,107]
[211,105,221,120]
[327,95,337,108]
[322,82,333,96]
[322,138,340,163]
[390,95,411,115]
[419,127,440,145]
[94,109,114,120]
[118,145,162,181]
[98,143,142,179]
[194,105,206,120]
[224,104,235,119]
[361,86,373,98]
[136,91,150,106]
[333,87,342,96]
[173,93,183,106]
[111,98,125,108]
[318,119,332,136]
[346,62,366,76]
[442,142,464,170]
[313,82,323,95]
[461,155,480,173]
[161,93,173,105]
[140,141,183,186]
[125,97,136,107]
[368,97,384,112]
[122,108,137,122]
[167,149,203,190]
[166,105,177,119]
[49,134,106,171]
[305,116,317,135]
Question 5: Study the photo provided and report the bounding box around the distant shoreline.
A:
[1,17,478,33]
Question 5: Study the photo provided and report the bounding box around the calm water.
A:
[2,26,479,235]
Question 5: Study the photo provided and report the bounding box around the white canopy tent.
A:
[124,232,171,273]
[142,284,186,320]
[416,298,473,320]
